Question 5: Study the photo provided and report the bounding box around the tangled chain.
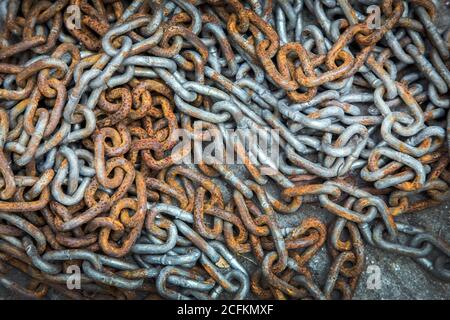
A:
[0,0,449,300]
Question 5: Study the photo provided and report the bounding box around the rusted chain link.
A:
[0,0,449,300]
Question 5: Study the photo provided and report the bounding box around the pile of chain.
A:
[0,0,449,300]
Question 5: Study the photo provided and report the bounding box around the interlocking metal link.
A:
[0,0,449,300]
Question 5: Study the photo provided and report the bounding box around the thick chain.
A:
[0,0,449,300]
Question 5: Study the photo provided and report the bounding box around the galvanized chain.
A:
[0,0,449,299]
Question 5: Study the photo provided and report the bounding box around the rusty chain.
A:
[0,0,449,300]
